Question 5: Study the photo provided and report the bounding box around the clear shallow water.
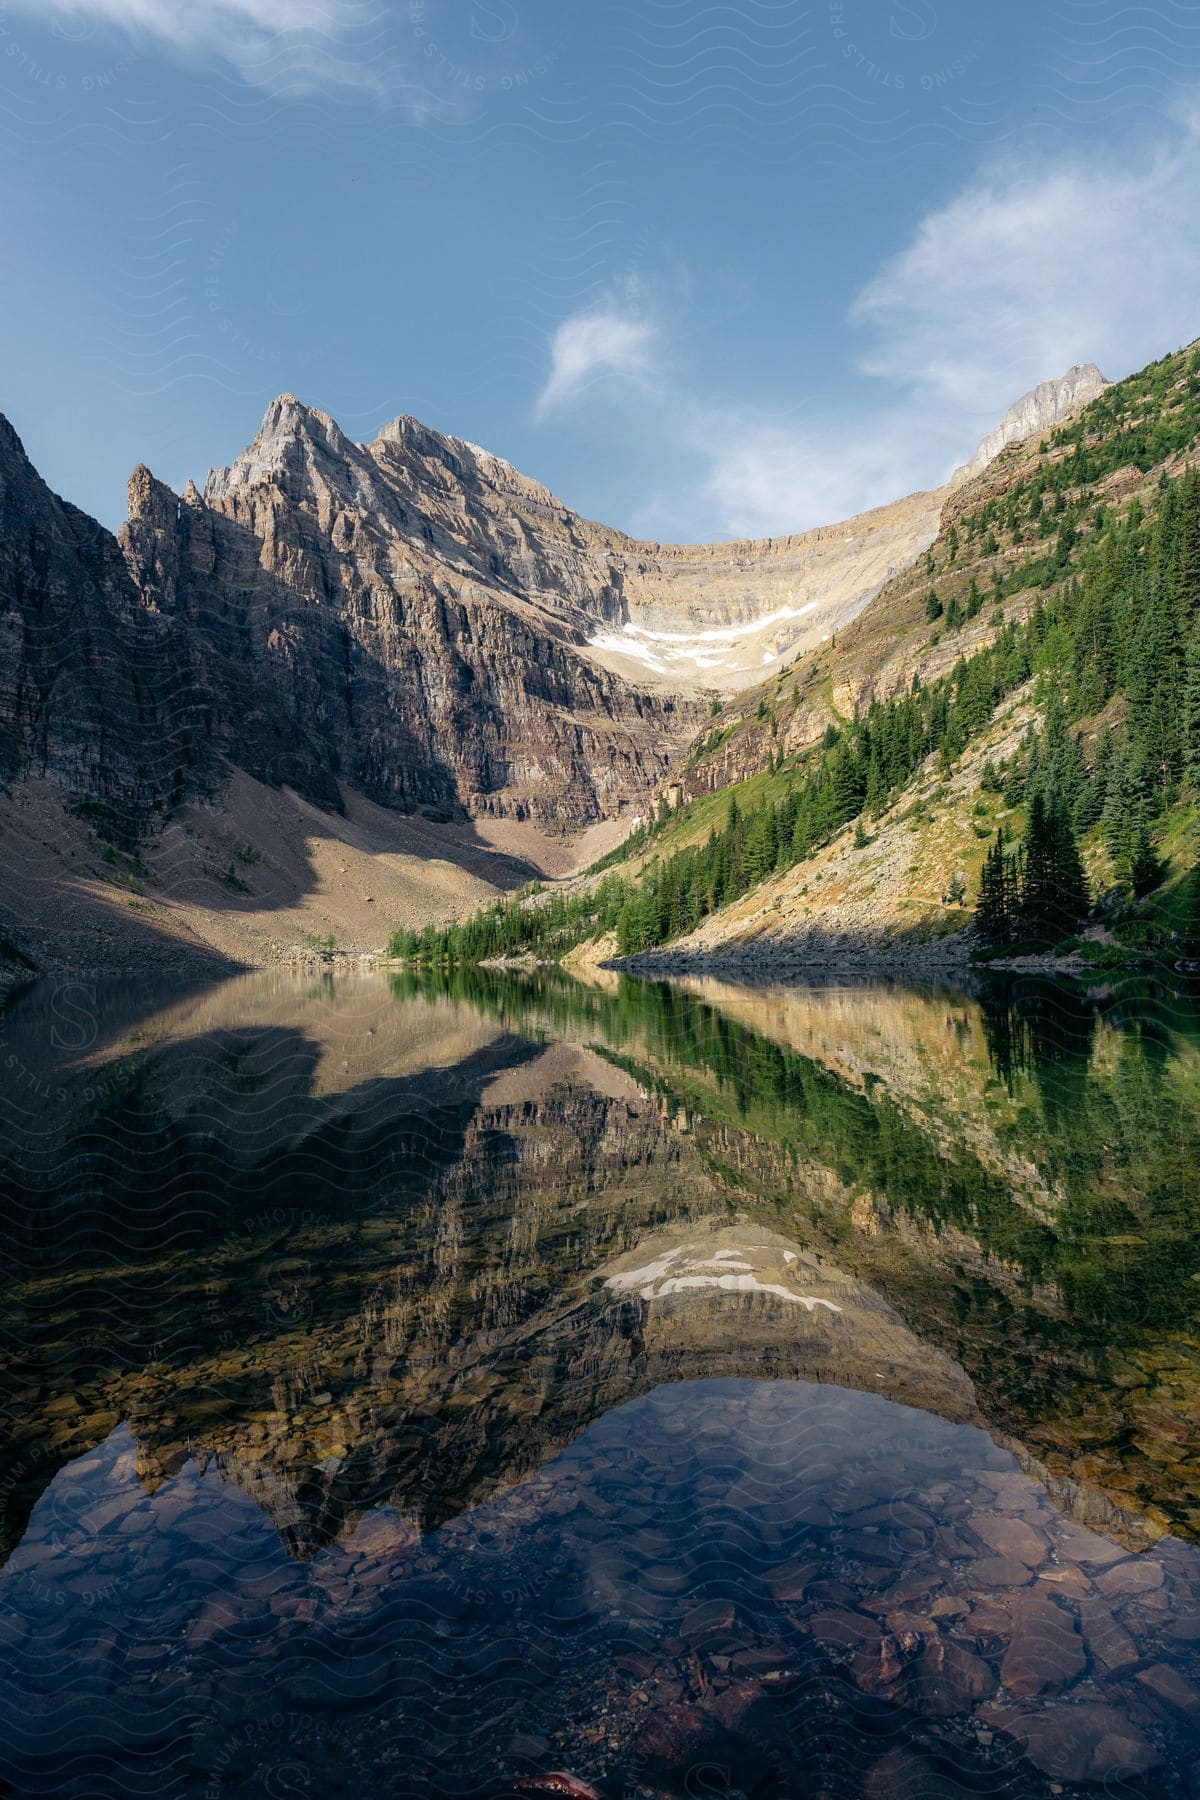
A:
[2,967,1200,1796]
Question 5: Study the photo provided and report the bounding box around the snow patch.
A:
[587,604,818,677]
[606,1243,842,1313]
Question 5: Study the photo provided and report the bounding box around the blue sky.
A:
[3,0,1200,540]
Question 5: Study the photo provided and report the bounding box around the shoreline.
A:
[608,937,973,983]
[5,935,1185,996]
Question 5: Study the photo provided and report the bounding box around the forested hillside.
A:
[393,339,1200,969]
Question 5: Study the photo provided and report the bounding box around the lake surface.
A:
[1,966,1199,1796]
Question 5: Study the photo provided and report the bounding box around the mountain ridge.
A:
[0,358,1116,976]
[398,335,1200,976]
[953,363,1109,485]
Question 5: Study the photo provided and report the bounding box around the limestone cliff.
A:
[1,363,1109,872]
[953,363,1109,485]
[199,396,945,700]
[122,400,697,827]
[0,416,204,842]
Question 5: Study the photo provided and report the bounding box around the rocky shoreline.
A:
[588,932,1173,987]
[609,930,975,983]
[3,927,1173,997]
[560,925,981,986]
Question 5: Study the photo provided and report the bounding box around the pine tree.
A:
[1128,821,1163,897]
[1020,790,1088,943]
[1073,730,1109,832]
[831,744,866,821]
[1020,792,1056,941]
[1048,790,1090,926]
[1184,615,1200,788]
[1102,742,1144,870]
[976,830,1017,950]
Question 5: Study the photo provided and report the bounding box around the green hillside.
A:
[392,338,1200,970]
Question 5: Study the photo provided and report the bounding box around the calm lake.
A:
[1,967,1199,1797]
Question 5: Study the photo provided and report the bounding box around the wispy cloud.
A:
[632,101,1200,541]
[852,97,1200,429]
[536,297,661,419]
[8,0,381,90]
[689,408,943,542]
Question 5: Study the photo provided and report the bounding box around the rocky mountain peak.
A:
[0,351,1130,864]
[205,392,356,505]
[0,410,27,467]
[954,362,1109,485]
[371,411,461,464]
[368,411,559,508]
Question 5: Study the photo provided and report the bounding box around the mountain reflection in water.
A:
[1,966,1199,1797]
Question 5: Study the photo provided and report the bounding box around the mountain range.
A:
[0,360,1111,977]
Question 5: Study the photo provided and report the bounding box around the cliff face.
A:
[953,363,1109,485]
[109,393,943,829]
[198,398,946,700]
[0,417,204,842]
[121,398,702,826]
[0,364,1109,861]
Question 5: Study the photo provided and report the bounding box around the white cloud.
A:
[536,301,660,418]
[690,406,952,541]
[8,0,378,90]
[852,99,1200,432]
[634,102,1200,542]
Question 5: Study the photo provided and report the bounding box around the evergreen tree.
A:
[1048,790,1090,926]
[1102,742,1144,870]
[1184,615,1200,787]
[1020,790,1088,943]
[1073,730,1109,832]
[1128,821,1163,897]
[976,830,1017,950]
[1020,792,1056,940]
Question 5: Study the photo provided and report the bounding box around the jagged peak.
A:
[195,391,556,514]
[370,411,468,475]
[372,410,507,468]
[369,411,558,504]
[206,393,357,502]
[0,411,29,464]
[954,363,1110,485]
[245,392,353,461]
[258,391,344,436]
[127,462,178,518]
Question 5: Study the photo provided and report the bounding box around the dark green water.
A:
[1,966,1199,1797]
